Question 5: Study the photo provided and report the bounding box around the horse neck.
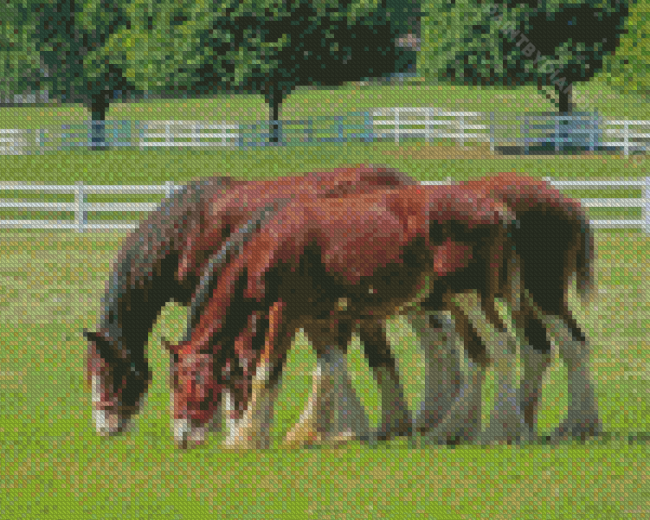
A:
[97,178,219,352]
[100,252,179,353]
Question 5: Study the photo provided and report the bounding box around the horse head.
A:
[83,328,151,436]
[163,337,227,448]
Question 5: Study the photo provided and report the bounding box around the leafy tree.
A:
[0,1,48,104]
[6,0,139,149]
[121,0,422,143]
[417,0,630,114]
[3,0,420,147]
[602,0,649,98]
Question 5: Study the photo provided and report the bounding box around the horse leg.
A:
[223,356,283,449]
[511,306,552,438]
[223,301,288,449]
[405,309,462,434]
[326,323,371,444]
[523,293,601,442]
[283,321,370,448]
[466,294,530,445]
[501,256,553,438]
[421,300,485,445]
[552,312,601,442]
[358,319,411,442]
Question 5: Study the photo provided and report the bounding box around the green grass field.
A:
[1,81,649,519]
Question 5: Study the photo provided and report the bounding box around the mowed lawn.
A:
[0,224,648,519]
[0,79,649,517]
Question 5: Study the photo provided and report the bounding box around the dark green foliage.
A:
[0,0,421,146]
[0,1,49,103]
[419,0,630,113]
[602,0,649,98]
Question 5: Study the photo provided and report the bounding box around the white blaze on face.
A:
[92,375,110,435]
[92,374,102,405]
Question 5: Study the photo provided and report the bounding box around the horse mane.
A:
[184,203,285,343]
[99,176,235,327]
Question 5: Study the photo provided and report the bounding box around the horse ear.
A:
[162,336,182,355]
[83,329,107,346]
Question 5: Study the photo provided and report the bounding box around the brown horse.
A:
[453,173,598,442]
[165,184,520,448]
[166,173,599,449]
[83,166,424,437]
[296,173,599,445]
[166,200,451,449]
[294,173,599,445]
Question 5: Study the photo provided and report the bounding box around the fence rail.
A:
[1,110,649,155]
[0,181,178,232]
[0,178,648,234]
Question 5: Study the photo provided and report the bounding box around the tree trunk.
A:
[268,91,281,144]
[557,86,572,115]
[90,101,108,151]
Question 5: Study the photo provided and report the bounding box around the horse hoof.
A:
[480,424,532,446]
[548,419,602,443]
[282,419,323,449]
[430,432,476,446]
[93,409,129,436]
[223,435,269,450]
[323,431,357,447]
[282,428,323,449]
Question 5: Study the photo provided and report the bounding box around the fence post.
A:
[435,108,440,143]
[395,107,400,143]
[624,121,629,156]
[459,114,465,148]
[643,177,650,233]
[490,112,495,153]
[366,111,374,143]
[424,108,431,143]
[166,123,172,146]
[75,181,86,233]
[165,180,175,200]
[523,115,529,154]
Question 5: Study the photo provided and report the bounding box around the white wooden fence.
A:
[0,178,648,233]
[1,110,649,155]
[371,108,650,156]
[0,181,179,232]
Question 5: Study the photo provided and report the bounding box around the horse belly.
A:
[334,264,429,320]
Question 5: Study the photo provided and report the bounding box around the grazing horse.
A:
[165,185,521,449]
[291,173,599,445]
[83,165,428,437]
[293,173,599,445]
[457,173,598,442]
[166,173,599,449]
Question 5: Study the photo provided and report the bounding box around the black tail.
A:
[575,211,596,305]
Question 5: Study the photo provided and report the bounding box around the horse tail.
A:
[575,208,596,305]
